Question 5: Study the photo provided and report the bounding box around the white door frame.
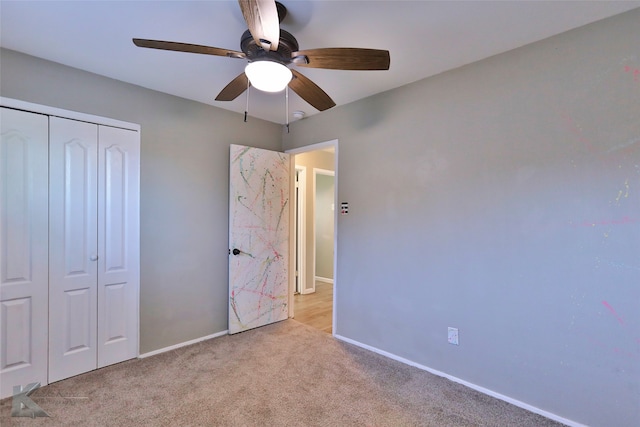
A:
[286,140,338,335]
[294,166,307,295]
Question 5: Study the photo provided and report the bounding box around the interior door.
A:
[229,145,290,334]
[48,117,98,383]
[0,108,49,398]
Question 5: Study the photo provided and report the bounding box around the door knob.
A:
[232,248,241,256]
[90,255,98,261]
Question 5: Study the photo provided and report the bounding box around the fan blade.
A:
[292,48,390,70]
[215,73,250,101]
[133,39,246,59]
[238,0,280,51]
[289,70,336,111]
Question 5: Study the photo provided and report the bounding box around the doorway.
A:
[287,141,337,334]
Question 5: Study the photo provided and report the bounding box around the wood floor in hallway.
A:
[293,281,333,333]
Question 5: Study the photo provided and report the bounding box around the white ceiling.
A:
[1,1,638,124]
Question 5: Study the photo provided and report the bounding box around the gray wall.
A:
[0,48,283,354]
[284,10,640,427]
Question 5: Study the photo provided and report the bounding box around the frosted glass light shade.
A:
[245,61,292,92]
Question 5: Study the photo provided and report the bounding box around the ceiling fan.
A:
[133,0,390,112]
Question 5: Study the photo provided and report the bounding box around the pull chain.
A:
[244,80,250,123]
[285,85,290,133]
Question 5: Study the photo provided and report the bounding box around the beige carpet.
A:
[1,320,563,426]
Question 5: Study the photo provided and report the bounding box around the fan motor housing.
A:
[240,29,299,64]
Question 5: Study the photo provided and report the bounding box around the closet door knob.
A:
[90,255,98,261]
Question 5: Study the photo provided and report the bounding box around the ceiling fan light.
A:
[245,61,292,92]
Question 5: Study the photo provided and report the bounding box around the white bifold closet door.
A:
[48,117,139,383]
[0,108,49,398]
[96,125,139,369]
[48,117,98,382]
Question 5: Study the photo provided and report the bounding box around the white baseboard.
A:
[138,330,228,359]
[315,276,334,284]
[334,334,584,427]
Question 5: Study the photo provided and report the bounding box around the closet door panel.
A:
[97,125,139,367]
[0,108,49,399]
[49,117,98,383]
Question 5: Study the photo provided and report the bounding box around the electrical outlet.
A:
[448,327,459,345]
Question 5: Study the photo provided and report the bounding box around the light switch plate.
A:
[448,327,459,345]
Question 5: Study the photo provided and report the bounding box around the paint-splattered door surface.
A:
[229,145,290,334]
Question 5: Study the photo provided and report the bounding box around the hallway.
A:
[293,282,333,333]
